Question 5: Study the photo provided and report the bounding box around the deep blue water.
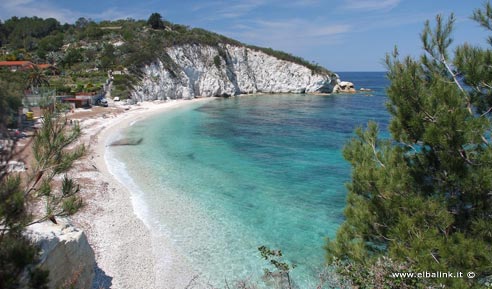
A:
[108,72,390,287]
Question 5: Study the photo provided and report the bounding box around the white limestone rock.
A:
[333,81,356,93]
[132,44,341,101]
[25,219,95,289]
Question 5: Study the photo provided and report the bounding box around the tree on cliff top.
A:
[326,3,492,289]
[147,12,165,29]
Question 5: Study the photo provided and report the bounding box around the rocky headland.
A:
[132,44,352,101]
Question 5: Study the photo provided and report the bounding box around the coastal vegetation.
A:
[0,13,329,101]
[326,3,492,289]
[0,71,24,127]
[0,88,85,287]
[258,246,296,289]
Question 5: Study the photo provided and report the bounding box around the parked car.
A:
[97,98,108,107]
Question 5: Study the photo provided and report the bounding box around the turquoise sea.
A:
[107,72,390,287]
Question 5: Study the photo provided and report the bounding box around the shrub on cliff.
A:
[326,3,492,289]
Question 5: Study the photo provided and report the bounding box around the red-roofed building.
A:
[0,61,59,74]
[0,61,36,71]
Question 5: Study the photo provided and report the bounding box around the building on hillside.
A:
[0,61,36,72]
[0,61,59,74]
[75,92,105,106]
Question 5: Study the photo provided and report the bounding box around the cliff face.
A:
[25,219,95,289]
[131,44,339,101]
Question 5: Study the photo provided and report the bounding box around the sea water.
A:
[107,72,390,287]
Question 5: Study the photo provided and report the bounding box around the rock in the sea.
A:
[25,218,95,289]
[132,44,343,101]
[109,137,143,146]
[333,81,356,93]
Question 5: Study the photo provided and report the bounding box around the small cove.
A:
[107,72,390,287]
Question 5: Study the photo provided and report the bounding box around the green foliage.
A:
[112,74,136,99]
[0,72,23,127]
[36,32,64,58]
[62,48,83,68]
[258,246,296,289]
[54,85,71,96]
[3,16,61,50]
[331,256,427,289]
[0,231,40,289]
[0,20,6,45]
[27,66,49,91]
[32,111,85,177]
[147,12,165,30]
[84,23,104,40]
[326,4,492,289]
[29,267,49,289]
[99,44,115,69]
[472,2,492,45]
[0,176,25,229]
[74,17,90,30]
[213,55,221,69]
[0,106,84,288]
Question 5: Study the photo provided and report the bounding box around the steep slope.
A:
[131,44,340,101]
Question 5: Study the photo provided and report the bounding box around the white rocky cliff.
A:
[132,44,344,100]
[25,219,95,289]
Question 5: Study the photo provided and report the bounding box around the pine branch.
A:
[369,139,386,168]
[480,106,492,117]
[440,56,472,113]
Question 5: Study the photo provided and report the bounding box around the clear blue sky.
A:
[0,0,489,71]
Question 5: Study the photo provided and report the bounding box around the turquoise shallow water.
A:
[108,72,389,287]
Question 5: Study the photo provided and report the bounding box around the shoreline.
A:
[71,98,214,289]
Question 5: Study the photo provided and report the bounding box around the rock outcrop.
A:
[25,219,95,289]
[333,81,356,93]
[132,44,341,101]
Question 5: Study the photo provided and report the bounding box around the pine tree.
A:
[0,83,85,287]
[326,4,492,289]
[147,12,165,30]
